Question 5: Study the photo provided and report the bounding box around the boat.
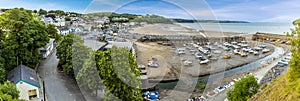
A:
[223,54,231,59]
[213,50,222,54]
[240,52,248,57]
[184,60,193,66]
[262,49,270,53]
[195,53,203,58]
[233,49,240,54]
[253,51,259,55]
[200,59,210,64]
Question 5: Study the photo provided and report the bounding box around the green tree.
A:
[38,9,47,15]
[56,34,75,76]
[95,47,143,101]
[0,8,49,70]
[0,67,6,83]
[65,16,71,21]
[0,81,20,99]
[288,19,300,80]
[46,24,61,42]
[56,34,90,76]
[76,51,102,95]
[227,75,259,101]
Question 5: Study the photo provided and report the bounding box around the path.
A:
[37,49,86,101]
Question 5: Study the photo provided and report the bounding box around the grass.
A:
[250,71,300,101]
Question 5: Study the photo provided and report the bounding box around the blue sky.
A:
[0,0,299,22]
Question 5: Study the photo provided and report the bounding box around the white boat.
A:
[233,49,240,54]
[184,60,193,66]
[240,52,248,57]
[253,51,259,55]
[213,50,222,54]
[148,61,159,67]
[200,59,210,64]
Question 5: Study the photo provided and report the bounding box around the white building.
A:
[7,65,42,101]
[40,38,55,59]
[53,17,66,27]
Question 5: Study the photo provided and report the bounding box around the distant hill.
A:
[171,18,250,23]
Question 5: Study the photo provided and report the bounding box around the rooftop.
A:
[7,65,40,87]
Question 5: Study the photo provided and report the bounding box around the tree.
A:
[56,34,75,76]
[288,19,300,80]
[46,24,61,42]
[38,9,47,15]
[56,34,90,76]
[0,81,20,99]
[76,51,102,95]
[95,47,143,101]
[0,8,49,70]
[0,67,6,83]
[227,75,259,101]
[65,16,71,21]
[33,10,37,13]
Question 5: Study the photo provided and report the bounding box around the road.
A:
[254,55,287,83]
[37,49,86,101]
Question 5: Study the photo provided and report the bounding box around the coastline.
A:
[129,23,247,37]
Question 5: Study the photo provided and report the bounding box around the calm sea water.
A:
[177,22,294,35]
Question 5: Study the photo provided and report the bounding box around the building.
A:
[7,65,41,100]
[40,38,55,59]
[53,17,66,27]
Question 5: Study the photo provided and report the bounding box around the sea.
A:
[177,22,294,35]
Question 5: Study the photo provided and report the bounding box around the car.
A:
[278,61,288,65]
[281,59,290,62]
[277,63,287,67]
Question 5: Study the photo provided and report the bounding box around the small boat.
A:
[200,59,210,64]
[195,53,203,58]
[262,49,270,53]
[213,50,222,54]
[184,60,193,66]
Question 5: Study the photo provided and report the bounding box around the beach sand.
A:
[130,23,246,37]
[130,24,201,36]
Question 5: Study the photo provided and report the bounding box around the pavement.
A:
[37,49,86,101]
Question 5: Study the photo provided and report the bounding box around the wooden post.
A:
[43,81,46,101]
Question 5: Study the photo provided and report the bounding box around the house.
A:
[7,65,41,101]
[104,42,136,55]
[41,16,54,25]
[57,27,70,35]
[53,17,66,27]
[40,38,55,59]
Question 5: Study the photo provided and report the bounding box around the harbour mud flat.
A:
[135,41,274,81]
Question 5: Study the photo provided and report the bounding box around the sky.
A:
[0,0,299,22]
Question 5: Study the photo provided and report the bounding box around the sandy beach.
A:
[129,23,247,37]
[130,24,202,36]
